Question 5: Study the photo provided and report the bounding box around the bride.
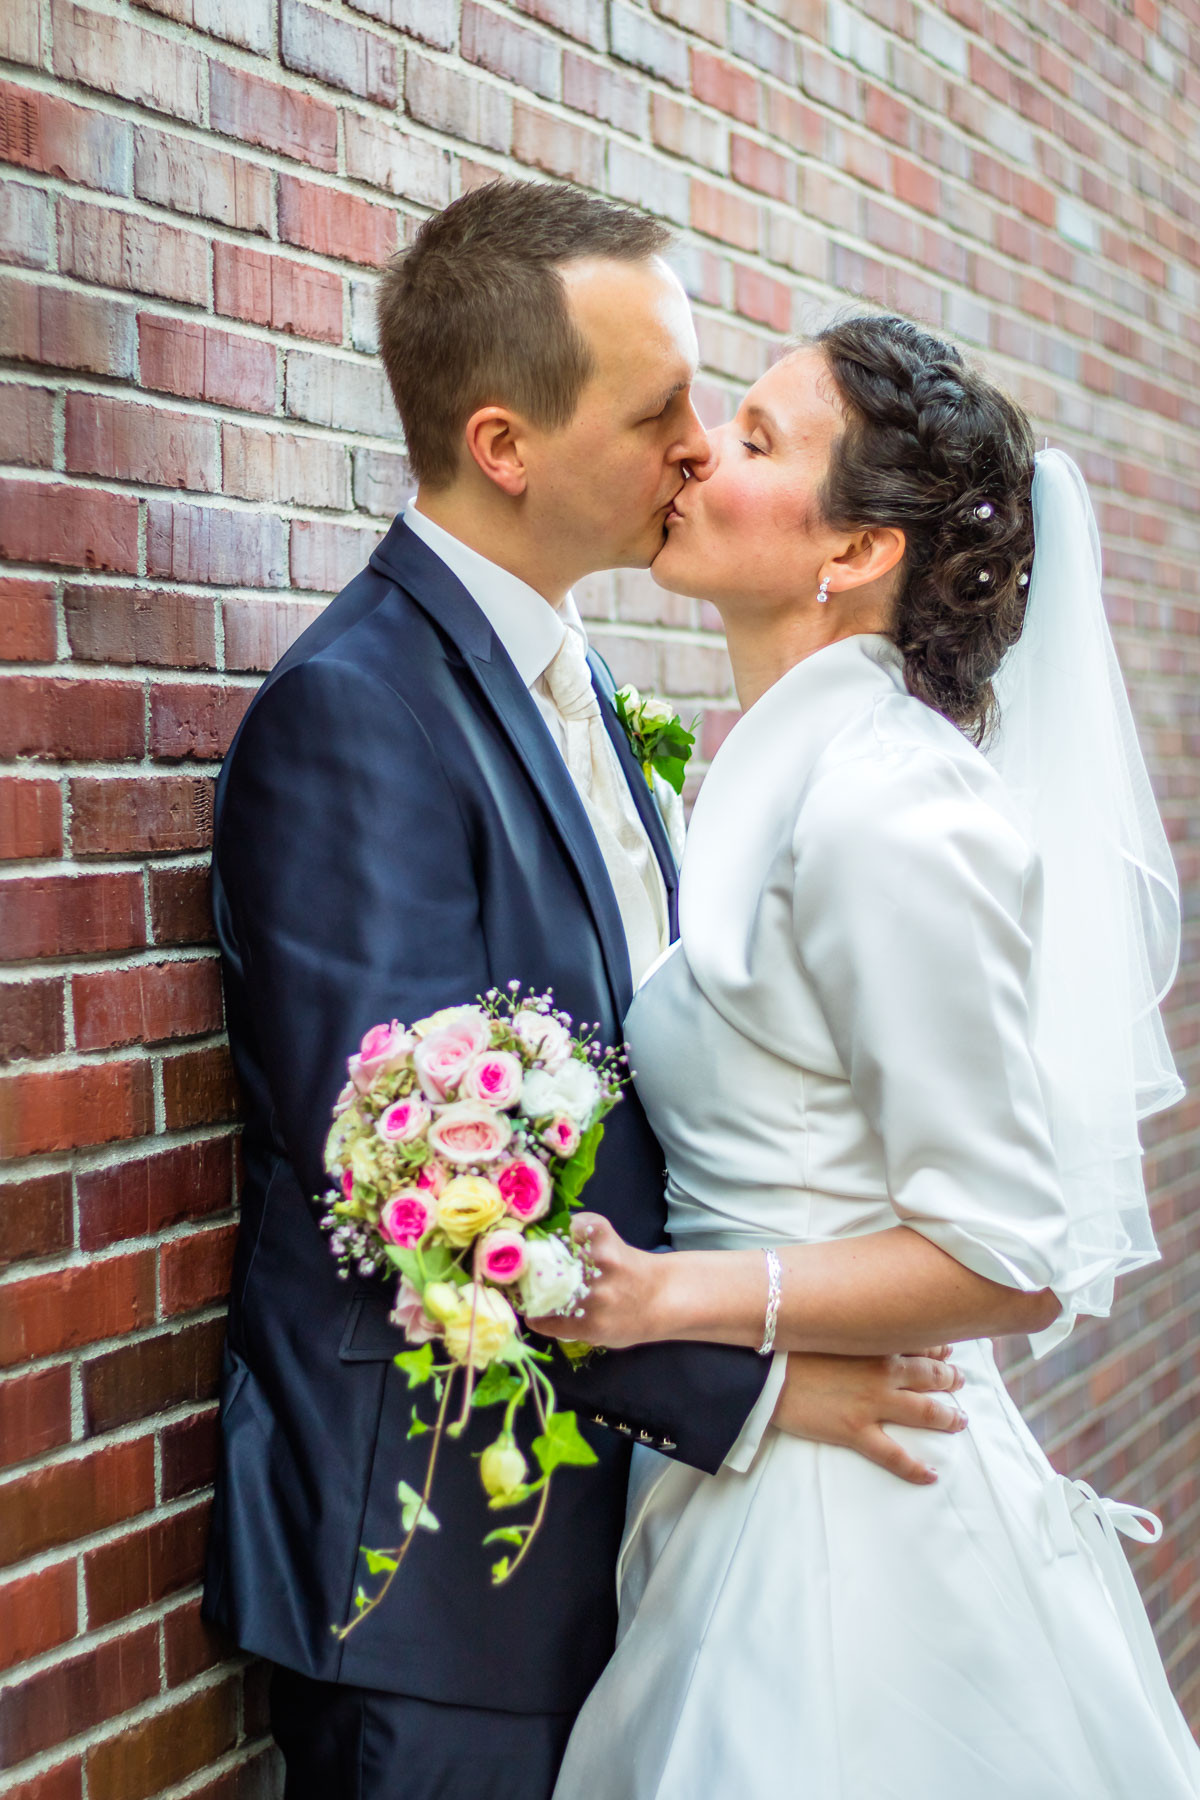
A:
[535,313,1198,1798]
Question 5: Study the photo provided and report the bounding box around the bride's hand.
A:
[527,1213,661,1349]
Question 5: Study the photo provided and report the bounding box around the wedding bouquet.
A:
[318,983,626,1632]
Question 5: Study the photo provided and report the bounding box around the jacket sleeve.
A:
[217,655,770,1472]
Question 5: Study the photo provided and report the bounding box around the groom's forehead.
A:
[561,255,697,374]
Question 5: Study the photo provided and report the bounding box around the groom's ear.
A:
[463,405,529,497]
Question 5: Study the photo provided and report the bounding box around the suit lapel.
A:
[588,654,680,941]
[369,519,634,1018]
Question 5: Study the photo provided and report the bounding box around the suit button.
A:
[614,1421,632,1435]
[660,1439,677,1452]
[591,1414,606,1427]
[638,1430,653,1443]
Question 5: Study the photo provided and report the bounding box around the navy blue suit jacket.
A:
[201,517,769,1713]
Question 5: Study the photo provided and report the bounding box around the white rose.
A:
[512,1009,572,1072]
[520,1058,601,1128]
[517,1234,587,1317]
[637,694,675,730]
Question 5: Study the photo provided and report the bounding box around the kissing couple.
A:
[202,179,1197,1799]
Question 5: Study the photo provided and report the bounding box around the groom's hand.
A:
[771,1349,966,1485]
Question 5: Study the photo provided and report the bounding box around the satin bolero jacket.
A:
[674,631,1073,1299]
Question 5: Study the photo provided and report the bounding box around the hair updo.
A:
[811,313,1035,745]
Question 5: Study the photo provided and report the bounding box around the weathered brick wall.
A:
[1,0,1197,1792]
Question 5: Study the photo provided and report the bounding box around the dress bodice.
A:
[625,633,1074,1304]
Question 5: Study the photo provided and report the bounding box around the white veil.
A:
[985,448,1185,1354]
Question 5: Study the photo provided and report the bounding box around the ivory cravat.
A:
[541,629,669,987]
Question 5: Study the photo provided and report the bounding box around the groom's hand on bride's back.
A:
[771,1350,967,1485]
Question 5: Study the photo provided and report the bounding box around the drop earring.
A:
[816,576,831,604]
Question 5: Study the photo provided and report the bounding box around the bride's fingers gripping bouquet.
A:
[530,1212,659,1349]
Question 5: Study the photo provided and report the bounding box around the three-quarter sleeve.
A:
[792,741,1071,1296]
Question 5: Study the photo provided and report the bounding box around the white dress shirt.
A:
[403,499,782,1464]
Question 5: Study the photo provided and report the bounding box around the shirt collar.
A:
[404,498,586,689]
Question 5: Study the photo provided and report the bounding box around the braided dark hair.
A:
[812,313,1035,745]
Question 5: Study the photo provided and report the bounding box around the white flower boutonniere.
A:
[613,686,696,796]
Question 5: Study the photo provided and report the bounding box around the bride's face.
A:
[651,348,846,612]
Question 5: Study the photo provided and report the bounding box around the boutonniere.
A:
[613,686,696,796]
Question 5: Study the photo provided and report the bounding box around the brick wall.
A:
[1,0,1197,1792]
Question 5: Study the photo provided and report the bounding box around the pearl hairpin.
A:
[975,502,994,520]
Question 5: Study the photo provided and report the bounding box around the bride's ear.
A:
[827,524,906,596]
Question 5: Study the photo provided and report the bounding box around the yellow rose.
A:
[442,1284,518,1369]
[436,1175,506,1247]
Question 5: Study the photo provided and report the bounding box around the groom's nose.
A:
[676,402,716,481]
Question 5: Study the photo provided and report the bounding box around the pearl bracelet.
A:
[758,1248,782,1357]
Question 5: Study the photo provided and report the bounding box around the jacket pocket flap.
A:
[338,1291,404,1362]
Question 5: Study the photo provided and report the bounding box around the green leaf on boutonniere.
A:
[614,686,696,796]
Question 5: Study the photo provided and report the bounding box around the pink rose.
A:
[341,1169,355,1202]
[427,1102,512,1166]
[476,1228,530,1285]
[416,1159,447,1197]
[460,1051,523,1110]
[513,1009,572,1071]
[497,1155,552,1223]
[413,1012,493,1100]
[541,1116,581,1158]
[389,1275,439,1344]
[378,1189,435,1248]
[334,1080,356,1114]
[349,1020,414,1092]
[376,1095,432,1144]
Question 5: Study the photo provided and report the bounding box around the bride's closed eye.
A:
[741,440,766,456]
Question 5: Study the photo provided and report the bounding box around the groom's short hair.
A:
[378,179,671,487]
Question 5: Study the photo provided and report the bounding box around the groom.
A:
[203,179,962,1799]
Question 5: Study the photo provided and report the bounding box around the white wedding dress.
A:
[553,634,1200,1800]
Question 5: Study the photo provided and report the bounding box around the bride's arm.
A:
[533,1215,1059,1353]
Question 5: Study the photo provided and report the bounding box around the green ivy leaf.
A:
[472,1363,522,1409]
[407,1408,430,1439]
[649,751,689,796]
[491,1556,511,1583]
[361,1547,398,1575]
[482,1527,526,1547]
[554,1120,605,1209]
[397,1480,440,1534]
[531,1411,599,1478]
[393,1344,435,1388]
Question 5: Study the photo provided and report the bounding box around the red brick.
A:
[0,577,56,662]
[3,1760,83,1800]
[729,133,794,201]
[0,676,144,761]
[145,498,287,588]
[0,80,130,193]
[343,112,453,208]
[57,196,208,306]
[290,518,380,592]
[404,51,513,152]
[0,477,139,573]
[764,86,825,157]
[83,1319,225,1433]
[0,779,63,861]
[160,1221,237,1315]
[209,63,338,172]
[691,178,761,251]
[85,1502,210,1627]
[51,0,203,118]
[0,276,137,377]
[222,423,351,510]
[511,102,605,187]
[0,174,52,268]
[690,48,760,123]
[222,597,324,671]
[74,957,221,1052]
[161,1406,219,1500]
[133,124,272,233]
[133,0,271,53]
[164,1595,227,1685]
[138,313,277,414]
[0,384,54,467]
[0,1436,156,1566]
[0,1060,155,1159]
[562,50,646,134]
[0,871,145,959]
[609,0,688,86]
[0,1366,73,1470]
[513,0,606,47]
[1,1254,155,1369]
[0,1562,77,1672]
[281,0,396,103]
[0,1621,159,1764]
[84,1677,238,1800]
[65,393,220,491]
[461,1,563,100]
[148,863,216,946]
[70,775,216,857]
[63,584,218,670]
[0,977,65,1062]
[150,683,254,760]
[277,172,398,267]
[161,1044,239,1131]
[78,1137,233,1251]
[213,242,343,343]
[352,446,412,517]
[0,1171,73,1266]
